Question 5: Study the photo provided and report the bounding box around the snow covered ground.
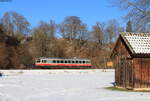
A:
[0,69,150,101]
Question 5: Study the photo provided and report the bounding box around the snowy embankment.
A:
[0,69,114,76]
[0,69,150,101]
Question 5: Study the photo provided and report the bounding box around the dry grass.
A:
[105,86,150,92]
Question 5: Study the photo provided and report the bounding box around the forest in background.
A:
[0,0,149,69]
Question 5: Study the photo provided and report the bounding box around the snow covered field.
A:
[0,69,150,101]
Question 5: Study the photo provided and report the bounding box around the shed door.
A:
[125,59,133,88]
[119,57,133,88]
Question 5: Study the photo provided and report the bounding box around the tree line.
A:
[0,0,149,69]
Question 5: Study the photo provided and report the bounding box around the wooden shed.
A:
[111,32,150,90]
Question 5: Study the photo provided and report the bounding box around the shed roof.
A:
[121,32,150,54]
[112,32,150,58]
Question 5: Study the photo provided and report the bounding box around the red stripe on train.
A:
[35,63,91,66]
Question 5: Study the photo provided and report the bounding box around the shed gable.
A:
[121,32,150,55]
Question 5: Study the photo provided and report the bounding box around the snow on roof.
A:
[121,32,150,54]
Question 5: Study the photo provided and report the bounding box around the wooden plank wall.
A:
[133,58,141,88]
[141,59,150,88]
[113,38,132,88]
[113,36,150,89]
[133,58,150,88]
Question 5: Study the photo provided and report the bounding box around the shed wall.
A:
[112,34,150,90]
[133,58,150,89]
[113,37,133,88]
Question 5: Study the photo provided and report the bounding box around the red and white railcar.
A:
[35,58,92,69]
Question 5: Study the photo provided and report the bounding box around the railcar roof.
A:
[37,57,90,61]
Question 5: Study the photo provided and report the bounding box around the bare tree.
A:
[113,0,150,32]
[32,20,57,58]
[58,16,90,57]
[38,20,56,38]
[1,11,30,37]
[105,19,123,43]
[0,25,21,69]
[91,22,105,45]
[59,16,84,42]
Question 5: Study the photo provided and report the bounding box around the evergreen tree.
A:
[126,20,132,32]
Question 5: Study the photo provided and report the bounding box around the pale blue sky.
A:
[0,0,125,28]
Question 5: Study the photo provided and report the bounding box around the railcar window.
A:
[68,60,71,63]
[61,60,64,63]
[57,60,60,63]
[65,61,67,63]
[76,61,78,64]
[72,61,75,63]
[53,60,56,63]
[79,61,82,64]
[83,61,85,64]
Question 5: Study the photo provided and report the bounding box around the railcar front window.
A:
[87,61,91,63]
[42,60,46,63]
[36,59,40,63]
